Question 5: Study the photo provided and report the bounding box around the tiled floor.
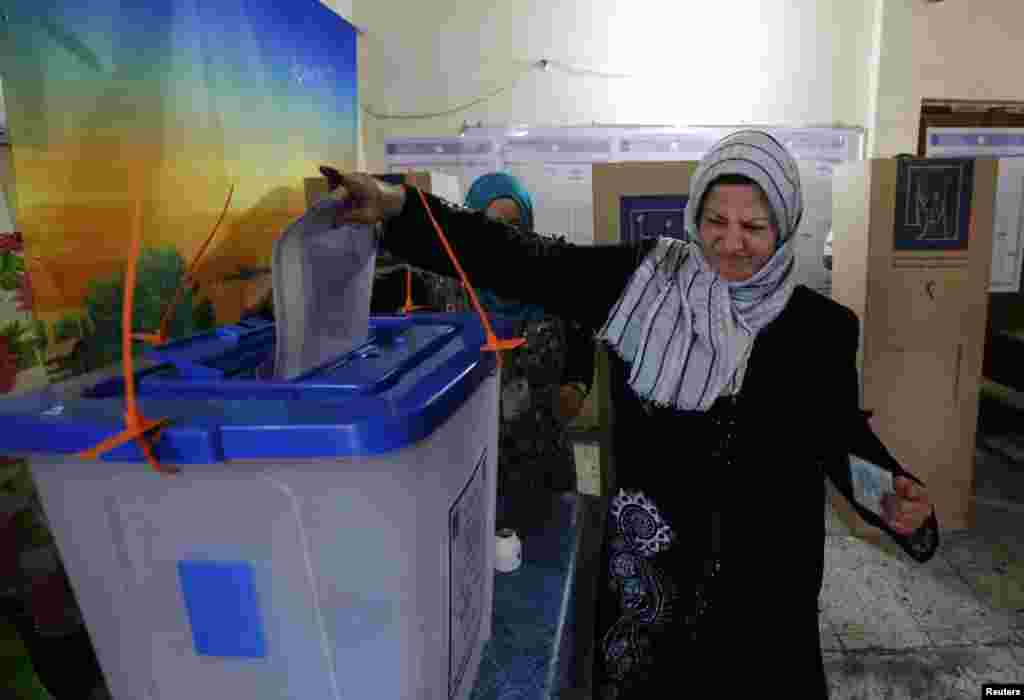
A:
[821,447,1024,699]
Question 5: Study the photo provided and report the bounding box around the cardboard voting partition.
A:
[831,157,997,533]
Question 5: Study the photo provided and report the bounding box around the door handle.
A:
[925,280,936,300]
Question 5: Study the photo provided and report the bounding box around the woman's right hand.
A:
[318,166,406,225]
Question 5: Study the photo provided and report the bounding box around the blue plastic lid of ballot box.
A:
[0,313,509,464]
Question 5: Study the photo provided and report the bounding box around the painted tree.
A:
[193,296,216,331]
[0,321,37,393]
[77,246,200,374]
[53,317,80,343]
[0,238,25,295]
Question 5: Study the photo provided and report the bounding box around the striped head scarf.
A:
[597,130,802,412]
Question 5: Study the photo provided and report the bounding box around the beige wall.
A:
[352,0,879,171]
[353,0,1024,167]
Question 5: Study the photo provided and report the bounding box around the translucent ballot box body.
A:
[0,312,511,700]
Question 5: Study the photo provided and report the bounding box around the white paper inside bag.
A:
[272,199,377,379]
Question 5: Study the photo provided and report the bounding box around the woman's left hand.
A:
[881,476,932,536]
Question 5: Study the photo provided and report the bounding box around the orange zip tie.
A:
[413,187,525,368]
[399,264,427,314]
[134,185,235,347]
[78,198,175,475]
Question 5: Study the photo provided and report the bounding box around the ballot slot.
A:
[82,316,464,401]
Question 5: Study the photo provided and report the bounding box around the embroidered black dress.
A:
[378,189,940,699]
[493,314,582,496]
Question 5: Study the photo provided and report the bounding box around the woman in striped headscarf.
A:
[319,130,939,699]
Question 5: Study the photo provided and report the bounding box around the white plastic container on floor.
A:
[0,312,508,700]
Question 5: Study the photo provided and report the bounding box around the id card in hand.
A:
[849,455,895,519]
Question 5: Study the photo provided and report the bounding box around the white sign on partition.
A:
[616,130,724,162]
[499,133,611,246]
[924,128,1024,158]
[992,159,1024,294]
[536,163,593,246]
[383,137,501,202]
[794,160,834,297]
[925,127,1024,293]
[384,126,865,283]
[461,124,865,164]
[770,128,863,163]
[501,129,614,165]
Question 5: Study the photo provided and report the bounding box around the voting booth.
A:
[830,157,998,534]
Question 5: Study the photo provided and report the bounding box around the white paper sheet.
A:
[849,455,895,520]
[271,198,377,379]
[993,158,1024,293]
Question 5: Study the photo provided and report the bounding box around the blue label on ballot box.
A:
[178,560,267,659]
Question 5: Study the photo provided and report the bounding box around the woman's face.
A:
[485,197,523,228]
[698,184,778,282]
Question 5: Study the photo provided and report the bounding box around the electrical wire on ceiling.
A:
[361,64,535,121]
[525,58,634,80]
[358,26,635,121]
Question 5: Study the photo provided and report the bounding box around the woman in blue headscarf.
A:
[459,172,595,504]
[463,173,546,321]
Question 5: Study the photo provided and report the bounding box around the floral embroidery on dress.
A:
[600,490,679,691]
[609,489,676,557]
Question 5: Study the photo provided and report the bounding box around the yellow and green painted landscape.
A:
[0,0,358,383]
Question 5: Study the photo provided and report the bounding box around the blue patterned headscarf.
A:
[464,172,546,322]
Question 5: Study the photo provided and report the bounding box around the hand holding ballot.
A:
[850,456,933,536]
[318,166,406,225]
[881,475,932,536]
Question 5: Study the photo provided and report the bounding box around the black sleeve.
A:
[822,307,940,564]
[368,266,435,314]
[561,319,596,392]
[380,187,646,334]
